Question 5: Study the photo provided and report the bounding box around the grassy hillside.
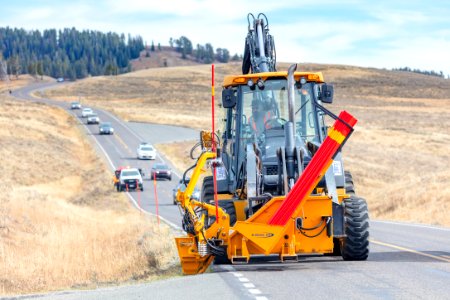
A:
[0,79,178,295]
[130,47,204,70]
[41,62,450,227]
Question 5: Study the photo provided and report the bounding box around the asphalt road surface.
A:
[8,82,450,300]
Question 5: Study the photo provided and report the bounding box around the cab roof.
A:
[222,71,324,87]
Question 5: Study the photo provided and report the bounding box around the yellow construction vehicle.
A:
[174,13,369,275]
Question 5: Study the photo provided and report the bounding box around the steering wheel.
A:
[264,117,287,129]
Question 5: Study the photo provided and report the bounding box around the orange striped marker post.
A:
[211,64,219,223]
[153,175,160,225]
[268,111,357,226]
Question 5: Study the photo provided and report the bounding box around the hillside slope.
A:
[130,47,203,70]
[0,80,178,295]
[41,62,450,226]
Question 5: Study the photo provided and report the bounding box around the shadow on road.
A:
[368,251,450,263]
[211,251,450,273]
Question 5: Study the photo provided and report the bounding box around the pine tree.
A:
[204,43,214,64]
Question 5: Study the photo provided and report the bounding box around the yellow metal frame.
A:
[174,149,347,275]
[174,110,355,275]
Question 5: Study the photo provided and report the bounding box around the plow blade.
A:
[175,236,214,275]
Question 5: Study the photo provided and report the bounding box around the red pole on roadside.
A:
[153,176,160,225]
[211,64,219,223]
[136,179,141,214]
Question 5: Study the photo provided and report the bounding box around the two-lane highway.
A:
[10,82,450,300]
[13,82,198,230]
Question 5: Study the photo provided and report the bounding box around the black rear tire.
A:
[344,170,355,195]
[341,196,369,260]
[201,177,237,226]
[201,176,214,203]
[212,201,236,265]
[200,176,236,265]
[217,201,237,226]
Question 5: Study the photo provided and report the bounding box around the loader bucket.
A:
[175,236,214,275]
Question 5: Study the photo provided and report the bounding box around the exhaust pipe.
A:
[284,64,297,189]
[287,64,297,123]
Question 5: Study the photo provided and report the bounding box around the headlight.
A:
[110,128,114,132]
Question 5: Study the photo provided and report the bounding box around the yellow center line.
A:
[114,134,133,155]
[370,239,450,263]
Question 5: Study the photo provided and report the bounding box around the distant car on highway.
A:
[99,122,114,135]
[87,113,100,124]
[172,178,200,205]
[137,143,156,160]
[70,101,81,109]
[81,108,93,118]
[56,77,64,82]
[150,163,172,181]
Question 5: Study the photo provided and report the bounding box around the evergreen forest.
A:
[0,27,144,80]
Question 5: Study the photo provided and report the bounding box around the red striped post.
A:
[153,175,160,225]
[136,179,141,214]
[211,64,219,222]
[268,111,357,226]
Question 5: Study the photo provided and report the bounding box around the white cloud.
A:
[1,0,449,75]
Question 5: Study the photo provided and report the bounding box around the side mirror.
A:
[222,88,236,108]
[320,84,334,104]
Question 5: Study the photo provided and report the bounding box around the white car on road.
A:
[137,143,156,160]
[87,113,100,124]
[81,108,93,118]
[70,101,81,109]
[117,168,144,192]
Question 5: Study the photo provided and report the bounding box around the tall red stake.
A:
[211,64,219,222]
[153,176,160,225]
[136,179,141,214]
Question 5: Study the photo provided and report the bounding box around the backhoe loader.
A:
[174,13,369,275]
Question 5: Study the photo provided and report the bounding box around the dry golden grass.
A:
[0,75,45,93]
[38,63,450,226]
[40,63,239,130]
[0,93,179,295]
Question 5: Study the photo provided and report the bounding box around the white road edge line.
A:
[70,111,115,170]
[372,220,450,232]
[125,193,183,231]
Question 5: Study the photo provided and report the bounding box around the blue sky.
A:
[1,0,450,76]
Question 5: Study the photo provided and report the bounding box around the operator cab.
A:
[220,72,342,199]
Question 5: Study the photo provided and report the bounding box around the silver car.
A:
[81,108,93,117]
[137,143,157,160]
[87,113,100,124]
[70,101,81,109]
